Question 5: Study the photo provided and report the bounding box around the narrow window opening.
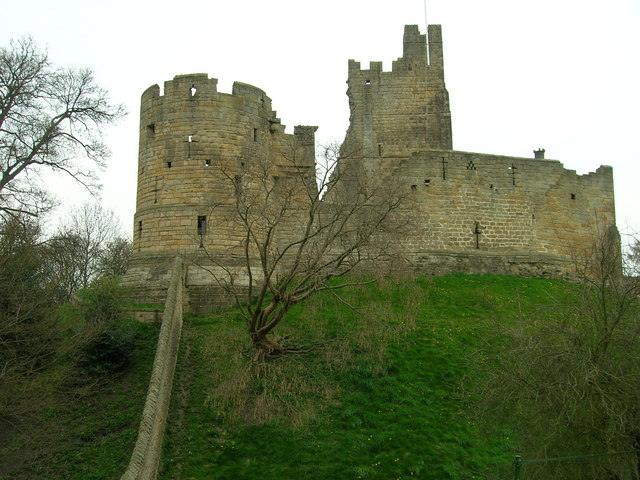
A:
[147,123,155,135]
[253,128,258,142]
[424,179,431,186]
[473,221,482,250]
[153,178,159,204]
[190,84,197,97]
[364,79,371,85]
[509,163,518,186]
[466,160,476,171]
[197,216,206,247]
[197,216,207,236]
[378,143,383,157]
[185,134,197,158]
[166,161,172,168]
[411,184,417,192]
[137,221,143,251]
[204,159,211,167]
[234,175,242,196]
[570,193,576,200]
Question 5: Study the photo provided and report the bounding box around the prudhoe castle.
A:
[123,25,616,309]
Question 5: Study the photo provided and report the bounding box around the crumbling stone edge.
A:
[122,255,185,480]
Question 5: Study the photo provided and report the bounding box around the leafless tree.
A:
[628,236,640,276]
[97,236,132,278]
[0,36,125,220]
[194,142,408,359]
[48,203,120,298]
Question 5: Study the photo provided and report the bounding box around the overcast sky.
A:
[3,0,639,243]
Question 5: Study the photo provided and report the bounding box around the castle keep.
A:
[123,25,616,305]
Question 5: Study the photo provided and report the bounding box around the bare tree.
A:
[48,203,120,298]
[0,37,125,220]
[194,142,407,359]
[628,236,640,276]
[97,236,132,278]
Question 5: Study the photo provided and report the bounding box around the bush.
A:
[76,276,123,324]
[75,277,135,376]
[78,322,136,376]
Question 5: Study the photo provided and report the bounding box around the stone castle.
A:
[123,24,616,307]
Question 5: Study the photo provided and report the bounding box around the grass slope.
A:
[0,314,159,480]
[161,274,567,480]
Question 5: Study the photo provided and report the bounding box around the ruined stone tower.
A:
[343,24,452,162]
[124,25,617,306]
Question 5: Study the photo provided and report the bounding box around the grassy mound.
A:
[161,274,568,479]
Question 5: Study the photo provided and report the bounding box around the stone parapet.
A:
[121,256,185,480]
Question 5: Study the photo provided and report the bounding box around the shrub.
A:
[75,277,135,376]
[77,276,123,324]
[78,322,136,376]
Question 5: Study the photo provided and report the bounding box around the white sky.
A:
[3,0,639,243]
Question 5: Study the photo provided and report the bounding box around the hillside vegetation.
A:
[160,274,578,480]
[2,274,634,479]
[0,310,158,480]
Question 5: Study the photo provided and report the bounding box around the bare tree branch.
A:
[193,141,408,359]
[0,37,125,219]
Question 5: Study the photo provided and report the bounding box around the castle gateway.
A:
[123,25,616,308]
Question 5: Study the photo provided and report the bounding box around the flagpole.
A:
[423,0,430,65]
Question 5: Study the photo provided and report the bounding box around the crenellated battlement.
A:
[141,74,275,116]
[347,24,444,78]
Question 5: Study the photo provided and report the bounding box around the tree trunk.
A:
[250,333,285,361]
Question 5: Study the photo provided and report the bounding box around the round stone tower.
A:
[125,73,317,305]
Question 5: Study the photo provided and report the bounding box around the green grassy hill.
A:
[0,275,583,479]
[161,274,567,480]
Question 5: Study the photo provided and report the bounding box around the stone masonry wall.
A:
[387,149,615,260]
[122,256,184,480]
